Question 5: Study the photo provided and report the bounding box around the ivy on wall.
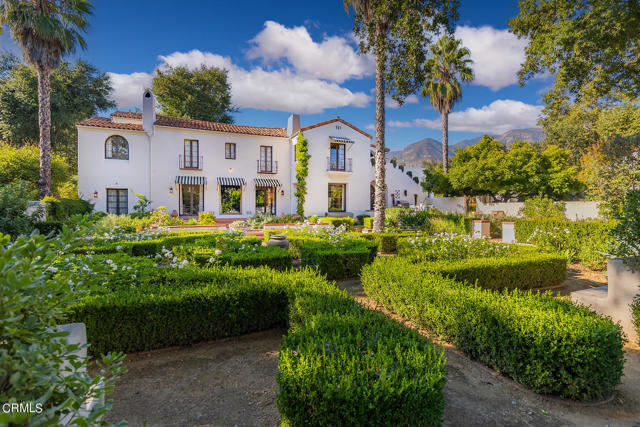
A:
[295,131,310,217]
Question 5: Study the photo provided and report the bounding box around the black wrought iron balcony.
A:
[326,157,353,172]
[179,155,203,170]
[257,160,278,174]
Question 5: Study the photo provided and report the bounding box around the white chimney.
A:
[142,89,156,133]
[287,114,300,137]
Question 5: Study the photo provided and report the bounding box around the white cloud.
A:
[107,72,154,108]
[365,123,375,131]
[455,25,528,91]
[386,94,419,109]
[388,99,542,134]
[246,20,373,83]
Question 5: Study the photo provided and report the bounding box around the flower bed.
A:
[398,233,518,261]
[361,256,625,401]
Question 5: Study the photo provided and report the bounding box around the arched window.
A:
[105,135,129,160]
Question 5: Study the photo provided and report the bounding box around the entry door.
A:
[181,184,201,215]
[256,186,276,214]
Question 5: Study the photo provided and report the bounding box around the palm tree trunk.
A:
[442,111,449,173]
[373,46,386,232]
[36,64,52,198]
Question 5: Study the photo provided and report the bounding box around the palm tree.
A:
[0,0,92,198]
[421,35,473,173]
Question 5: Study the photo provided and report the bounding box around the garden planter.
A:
[472,220,490,238]
[572,257,639,343]
[502,222,515,243]
[267,235,290,250]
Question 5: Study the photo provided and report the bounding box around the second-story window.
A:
[330,143,345,171]
[105,135,129,160]
[184,139,199,169]
[259,146,273,172]
[225,142,236,159]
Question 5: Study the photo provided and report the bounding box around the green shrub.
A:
[33,220,64,235]
[278,293,446,426]
[514,219,615,270]
[198,211,217,225]
[177,244,292,271]
[318,216,356,227]
[299,239,377,280]
[361,257,625,401]
[363,216,373,229]
[398,234,516,261]
[425,253,566,290]
[74,231,217,255]
[44,197,93,221]
[356,214,370,225]
[519,196,565,220]
[0,181,38,237]
[355,231,416,253]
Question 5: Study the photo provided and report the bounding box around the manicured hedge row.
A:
[424,253,566,290]
[317,216,356,227]
[363,216,373,229]
[514,219,615,270]
[74,232,219,255]
[354,231,417,253]
[45,197,93,221]
[176,244,292,271]
[278,293,446,425]
[361,257,625,401]
[69,262,447,424]
[299,239,377,280]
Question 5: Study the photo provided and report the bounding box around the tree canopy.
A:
[510,0,640,115]
[152,64,236,123]
[445,135,581,200]
[0,54,113,167]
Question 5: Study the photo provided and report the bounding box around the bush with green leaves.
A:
[0,180,41,238]
[317,216,356,227]
[175,241,292,271]
[361,256,625,401]
[633,299,640,346]
[398,233,516,261]
[611,190,640,260]
[519,195,566,220]
[197,211,217,225]
[0,229,125,425]
[515,219,615,270]
[363,216,373,229]
[43,196,93,221]
[299,238,377,280]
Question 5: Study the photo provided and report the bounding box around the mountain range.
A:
[388,128,544,167]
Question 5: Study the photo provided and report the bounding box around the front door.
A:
[256,186,276,214]
[181,184,201,215]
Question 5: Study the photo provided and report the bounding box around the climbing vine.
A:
[294,131,310,217]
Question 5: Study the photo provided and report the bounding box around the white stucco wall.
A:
[426,196,466,214]
[476,199,602,220]
[385,163,429,208]
[77,126,151,213]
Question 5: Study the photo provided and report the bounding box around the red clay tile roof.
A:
[77,112,287,138]
[76,116,143,131]
[300,118,372,139]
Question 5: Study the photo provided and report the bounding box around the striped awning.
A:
[175,176,206,185]
[255,178,282,187]
[217,177,246,186]
[330,136,354,144]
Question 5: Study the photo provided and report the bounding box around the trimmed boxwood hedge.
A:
[423,253,566,290]
[361,256,625,401]
[73,232,225,256]
[354,231,417,253]
[68,263,447,424]
[514,218,615,270]
[299,239,377,280]
[176,244,292,271]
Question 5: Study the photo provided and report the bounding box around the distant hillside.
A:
[389,128,544,167]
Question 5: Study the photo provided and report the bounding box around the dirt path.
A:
[337,277,640,427]
[102,329,283,427]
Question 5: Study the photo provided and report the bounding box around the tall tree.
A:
[420,34,473,173]
[510,0,640,115]
[0,0,92,198]
[152,64,237,123]
[344,0,458,231]
[0,54,114,167]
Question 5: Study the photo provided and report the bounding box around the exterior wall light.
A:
[169,186,174,194]
[93,191,98,198]
[280,189,285,196]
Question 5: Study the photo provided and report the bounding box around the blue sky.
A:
[0,0,550,151]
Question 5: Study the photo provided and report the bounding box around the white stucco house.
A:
[76,90,427,218]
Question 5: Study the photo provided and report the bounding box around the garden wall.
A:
[425,196,466,214]
[476,199,601,220]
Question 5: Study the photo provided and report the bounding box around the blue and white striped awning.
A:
[175,176,206,185]
[217,177,246,186]
[330,136,354,144]
[255,178,281,187]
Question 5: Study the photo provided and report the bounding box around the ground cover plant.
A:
[361,256,625,401]
[398,233,516,261]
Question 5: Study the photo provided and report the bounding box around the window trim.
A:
[259,145,273,172]
[104,135,129,160]
[106,188,128,215]
[225,142,236,159]
[183,139,200,169]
